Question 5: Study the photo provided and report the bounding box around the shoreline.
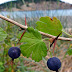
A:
[0,9,72,12]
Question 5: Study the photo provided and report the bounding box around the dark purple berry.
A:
[8,47,21,60]
[47,57,61,71]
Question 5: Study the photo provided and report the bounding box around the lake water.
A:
[0,9,72,18]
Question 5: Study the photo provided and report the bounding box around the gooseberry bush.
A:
[0,16,72,72]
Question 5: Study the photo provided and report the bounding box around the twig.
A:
[39,31,72,41]
[0,15,72,41]
[0,15,28,29]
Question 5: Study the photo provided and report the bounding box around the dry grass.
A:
[20,40,72,72]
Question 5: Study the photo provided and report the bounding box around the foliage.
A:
[0,62,5,72]
[36,16,62,36]
[0,27,7,41]
[67,48,72,55]
[18,27,47,62]
[0,16,72,71]
[67,44,72,56]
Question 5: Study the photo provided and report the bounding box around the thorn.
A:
[53,40,57,53]
[17,29,26,44]
[50,32,62,47]
[25,15,27,26]
[17,15,27,44]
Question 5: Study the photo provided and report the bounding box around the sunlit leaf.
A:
[18,27,47,62]
[36,16,62,36]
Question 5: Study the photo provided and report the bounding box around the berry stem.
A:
[11,59,14,65]
[12,58,14,61]
[11,59,14,72]
[56,70,59,72]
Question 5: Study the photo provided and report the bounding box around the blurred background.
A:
[0,0,72,72]
[0,0,72,29]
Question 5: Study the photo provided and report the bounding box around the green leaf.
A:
[18,27,47,62]
[0,62,5,72]
[0,45,1,49]
[67,48,72,56]
[0,27,7,41]
[36,16,63,36]
[67,45,72,56]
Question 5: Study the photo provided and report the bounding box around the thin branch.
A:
[39,31,72,41]
[0,15,72,41]
[0,15,28,29]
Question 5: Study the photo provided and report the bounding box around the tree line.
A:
[0,0,60,10]
[17,0,60,3]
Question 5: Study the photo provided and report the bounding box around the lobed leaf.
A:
[36,16,63,36]
[18,27,47,62]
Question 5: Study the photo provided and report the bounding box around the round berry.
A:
[47,57,61,71]
[8,47,21,60]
